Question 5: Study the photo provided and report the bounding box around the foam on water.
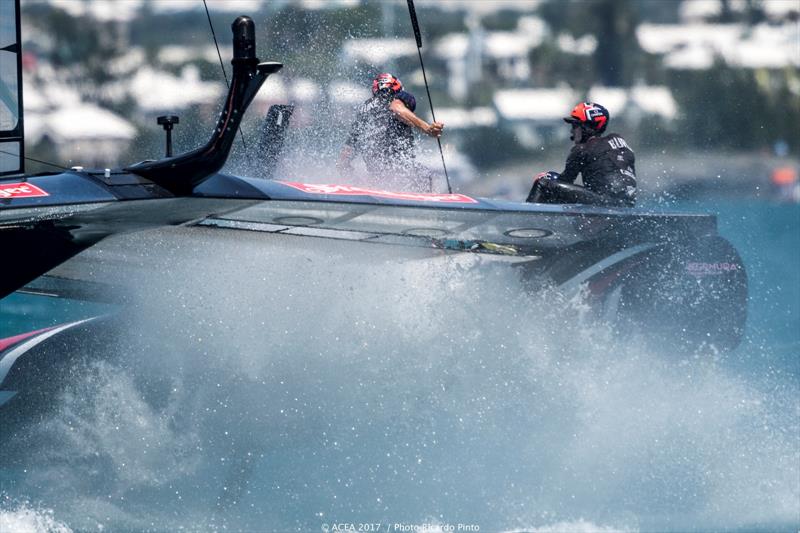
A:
[0,502,72,533]
[1,226,798,532]
[505,521,631,533]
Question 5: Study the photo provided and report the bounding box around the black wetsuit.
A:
[527,133,637,207]
[345,90,418,173]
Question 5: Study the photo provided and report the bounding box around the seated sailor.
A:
[526,102,636,207]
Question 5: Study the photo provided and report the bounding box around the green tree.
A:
[669,61,799,153]
[23,4,125,85]
[539,0,643,87]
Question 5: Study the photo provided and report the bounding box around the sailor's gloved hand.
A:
[533,170,560,183]
[426,121,444,138]
[526,171,560,203]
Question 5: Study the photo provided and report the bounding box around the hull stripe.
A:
[0,318,97,405]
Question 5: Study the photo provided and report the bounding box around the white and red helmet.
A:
[564,102,610,134]
[372,72,403,94]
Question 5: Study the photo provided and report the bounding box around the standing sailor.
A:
[338,73,444,191]
[526,102,636,207]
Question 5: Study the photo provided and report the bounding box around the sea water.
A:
[0,198,797,533]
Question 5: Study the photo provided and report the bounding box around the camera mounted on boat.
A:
[156,115,179,157]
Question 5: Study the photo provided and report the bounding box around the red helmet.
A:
[372,73,403,94]
[564,102,609,134]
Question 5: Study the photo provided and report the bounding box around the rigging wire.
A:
[406,0,451,194]
[0,149,68,171]
[203,0,249,158]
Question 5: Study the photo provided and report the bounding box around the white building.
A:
[588,86,678,122]
[434,15,551,101]
[26,103,137,168]
[637,22,800,70]
[493,85,678,148]
[493,86,577,147]
[678,0,800,23]
[124,65,224,113]
[341,38,418,67]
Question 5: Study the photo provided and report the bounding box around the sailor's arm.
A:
[559,145,584,183]
[389,99,443,138]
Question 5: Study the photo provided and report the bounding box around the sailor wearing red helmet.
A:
[338,73,444,191]
[526,102,637,207]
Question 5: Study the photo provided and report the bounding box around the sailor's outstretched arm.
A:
[389,99,443,137]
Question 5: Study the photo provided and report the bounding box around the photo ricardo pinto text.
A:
[321,523,480,532]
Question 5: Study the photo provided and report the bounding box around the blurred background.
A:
[18,0,800,201]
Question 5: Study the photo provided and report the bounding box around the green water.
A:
[0,293,112,337]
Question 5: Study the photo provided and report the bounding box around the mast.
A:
[0,0,24,176]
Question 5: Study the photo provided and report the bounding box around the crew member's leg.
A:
[527,179,632,207]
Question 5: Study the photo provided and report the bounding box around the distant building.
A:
[493,87,576,147]
[433,16,550,100]
[298,0,361,9]
[416,0,542,14]
[637,22,800,70]
[157,45,221,66]
[492,85,678,148]
[22,75,135,167]
[125,65,224,113]
[26,103,136,167]
[341,38,418,68]
[425,107,497,130]
[588,86,678,123]
[678,0,800,23]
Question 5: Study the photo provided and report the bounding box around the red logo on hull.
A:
[0,182,49,199]
[280,182,478,204]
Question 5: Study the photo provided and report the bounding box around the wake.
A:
[1,226,797,532]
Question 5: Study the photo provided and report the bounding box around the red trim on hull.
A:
[0,326,56,353]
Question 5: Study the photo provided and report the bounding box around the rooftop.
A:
[494,88,577,121]
[638,22,800,69]
[342,38,418,65]
[26,103,136,143]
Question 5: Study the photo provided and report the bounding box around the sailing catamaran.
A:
[0,1,747,421]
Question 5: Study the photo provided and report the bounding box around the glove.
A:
[526,171,560,203]
[533,170,560,183]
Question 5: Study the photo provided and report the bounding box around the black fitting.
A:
[157,115,179,157]
[232,16,256,61]
[126,17,281,195]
